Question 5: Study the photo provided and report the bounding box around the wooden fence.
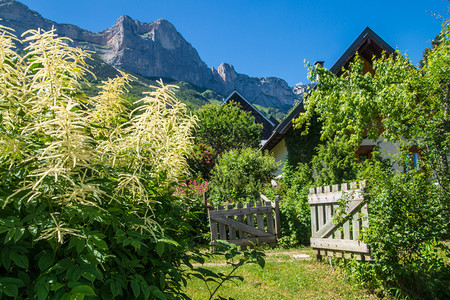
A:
[308,181,371,261]
[208,195,281,249]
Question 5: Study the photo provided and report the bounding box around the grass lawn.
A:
[184,249,377,299]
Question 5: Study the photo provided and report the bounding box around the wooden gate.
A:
[208,195,281,249]
[309,181,371,260]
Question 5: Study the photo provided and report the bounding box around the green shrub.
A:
[0,26,200,299]
[209,148,278,205]
[345,164,449,299]
[276,164,312,248]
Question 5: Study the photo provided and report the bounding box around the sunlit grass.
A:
[184,248,377,300]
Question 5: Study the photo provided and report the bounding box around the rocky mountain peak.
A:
[0,1,301,112]
[217,63,237,83]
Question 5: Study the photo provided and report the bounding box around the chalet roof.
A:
[260,27,395,153]
[330,26,395,74]
[223,90,279,140]
[223,90,277,126]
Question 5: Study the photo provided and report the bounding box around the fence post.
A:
[208,205,218,252]
[273,196,282,239]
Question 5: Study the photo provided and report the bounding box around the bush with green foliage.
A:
[310,141,359,186]
[347,164,449,299]
[209,148,278,205]
[295,19,450,299]
[194,102,263,157]
[274,164,312,248]
[0,26,200,299]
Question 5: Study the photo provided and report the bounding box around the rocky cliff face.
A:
[0,0,304,111]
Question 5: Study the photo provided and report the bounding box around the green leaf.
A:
[131,278,140,298]
[76,239,85,254]
[71,285,96,296]
[38,251,54,271]
[81,272,95,283]
[109,281,120,297]
[155,242,164,257]
[4,228,15,243]
[256,256,265,269]
[50,282,64,292]
[149,286,167,300]
[37,282,49,300]
[195,267,220,278]
[141,283,150,300]
[3,283,18,297]
[157,238,180,247]
[71,268,82,283]
[14,227,25,243]
[28,225,38,236]
[1,248,10,269]
[10,251,28,269]
[69,294,84,300]
[0,226,8,234]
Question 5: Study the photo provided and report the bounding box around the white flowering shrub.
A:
[0,25,200,298]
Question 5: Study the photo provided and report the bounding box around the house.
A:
[260,27,400,172]
[223,90,279,141]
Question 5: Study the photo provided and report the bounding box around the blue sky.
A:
[18,0,449,86]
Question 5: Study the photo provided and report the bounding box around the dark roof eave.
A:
[330,26,395,74]
[223,90,277,126]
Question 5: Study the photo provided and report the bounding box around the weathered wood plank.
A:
[325,204,332,226]
[214,235,276,247]
[361,203,369,229]
[246,201,254,237]
[260,194,271,202]
[256,202,265,231]
[273,198,281,238]
[308,191,364,204]
[209,218,218,243]
[317,205,324,229]
[209,206,273,217]
[227,204,236,240]
[332,184,340,192]
[352,210,360,240]
[341,182,348,191]
[311,238,370,253]
[343,220,350,240]
[266,208,274,234]
[311,206,317,235]
[311,199,364,239]
[212,217,272,237]
[208,198,279,248]
[236,203,245,239]
[217,205,227,240]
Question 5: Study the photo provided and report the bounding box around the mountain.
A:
[0,0,304,112]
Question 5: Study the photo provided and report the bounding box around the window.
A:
[355,145,375,163]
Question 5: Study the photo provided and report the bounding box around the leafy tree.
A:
[295,19,450,299]
[194,102,263,157]
[209,148,278,205]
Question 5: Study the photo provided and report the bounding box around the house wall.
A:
[360,138,403,172]
[269,138,288,175]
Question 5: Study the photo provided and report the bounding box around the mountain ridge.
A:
[0,0,305,111]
